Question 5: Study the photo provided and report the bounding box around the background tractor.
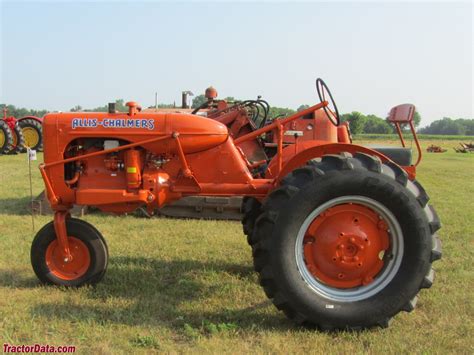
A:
[1,107,24,154]
[0,107,43,154]
[31,78,441,330]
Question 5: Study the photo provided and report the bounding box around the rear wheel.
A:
[251,153,442,329]
[11,124,25,154]
[241,197,262,245]
[0,120,14,154]
[31,218,108,287]
[19,118,43,151]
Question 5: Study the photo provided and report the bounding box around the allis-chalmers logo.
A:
[72,118,155,130]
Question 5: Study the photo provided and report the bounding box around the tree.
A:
[155,103,175,109]
[364,114,392,134]
[192,94,207,109]
[297,104,310,112]
[268,107,296,120]
[385,109,421,131]
[70,105,83,112]
[457,118,474,135]
[418,117,473,135]
[413,111,421,127]
[341,111,366,134]
[84,99,129,112]
[0,103,48,118]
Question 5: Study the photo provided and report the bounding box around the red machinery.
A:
[0,107,43,154]
[31,79,441,330]
[1,108,24,154]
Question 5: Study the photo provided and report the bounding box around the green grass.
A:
[0,138,473,353]
[355,133,474,141]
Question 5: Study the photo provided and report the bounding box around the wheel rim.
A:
[45,237,91,280]
[0,129,5,147]
[12,132,17,146]
[22,127,39,148]
[295,196,403,302]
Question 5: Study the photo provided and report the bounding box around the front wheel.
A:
[250,153,442,330]
[31,218,108,287]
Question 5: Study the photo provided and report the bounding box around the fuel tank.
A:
[42,111,229,160]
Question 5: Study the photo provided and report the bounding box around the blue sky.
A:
[1,1,472,126]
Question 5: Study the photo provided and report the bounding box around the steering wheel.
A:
[316,78,340,126]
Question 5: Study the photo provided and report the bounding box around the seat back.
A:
[388,104,415,123]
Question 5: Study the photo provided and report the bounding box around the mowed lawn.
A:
[0,138,472,353]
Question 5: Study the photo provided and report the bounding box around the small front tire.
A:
[31,218,108,287]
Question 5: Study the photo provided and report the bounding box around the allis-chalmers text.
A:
[71,118,155,130]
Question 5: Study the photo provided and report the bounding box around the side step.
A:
[157,196,244,220]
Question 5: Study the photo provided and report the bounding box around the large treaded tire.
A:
[241,197,262,245]
[250,152,442,330]
[18,118,43,151]
[31,218,108,287]
[11,124,25,154]
[0,120,14,154]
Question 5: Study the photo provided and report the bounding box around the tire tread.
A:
[249,152,442,330]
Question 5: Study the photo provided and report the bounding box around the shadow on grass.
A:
[0,269,38,288]
[0,196,34,215]
[28,256,293,332]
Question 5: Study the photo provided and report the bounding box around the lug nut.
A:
[304,237,315,244]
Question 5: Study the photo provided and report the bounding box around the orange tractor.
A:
[159,86,407,219]
[31,79,441,330]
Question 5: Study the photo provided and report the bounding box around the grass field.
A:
[0,138,473,354]
[355,133,474,141]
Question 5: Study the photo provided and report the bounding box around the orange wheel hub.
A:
[303,203,390,289]
[45,237,90,280]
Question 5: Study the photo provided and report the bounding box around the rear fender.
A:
[266,142,415,182]
[18,116,43,123]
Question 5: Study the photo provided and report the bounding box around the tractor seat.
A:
[370,147,412,166]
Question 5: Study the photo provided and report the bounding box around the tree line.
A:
[2,100,472,136]
[192,96,423,134]
[339,111,421,134]
[417,117,474,135]
[0,104,48,118]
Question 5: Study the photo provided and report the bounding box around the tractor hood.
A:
[42,111,229,157]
